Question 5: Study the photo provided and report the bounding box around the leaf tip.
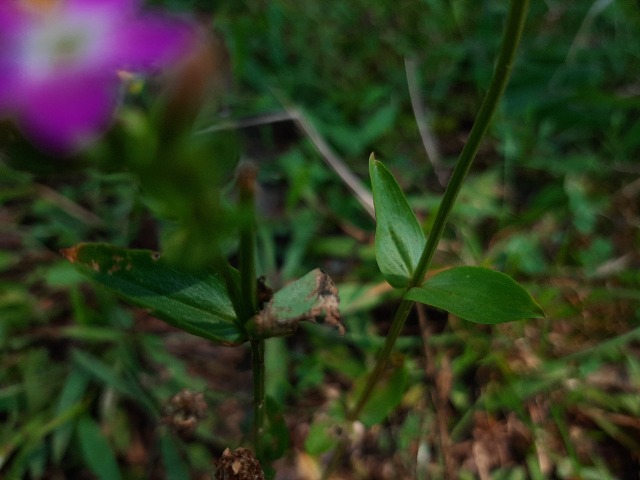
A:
[368,152,381,171]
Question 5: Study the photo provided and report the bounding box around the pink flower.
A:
[0,0,196,154]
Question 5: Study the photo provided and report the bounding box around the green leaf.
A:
[27,443,46,479]
[76,416,122,480]
[52,368,90,464]
[405,266,545,324]
[369,155,425,287]
[265,337,290,405]
[62,243,246,345]
[71,349,136,397]
[305,418,339,455]
[304,402,346,455]
[263,396,290,462]
[357,360,408,427]
[245,269,343,339]
[160,434,190,480]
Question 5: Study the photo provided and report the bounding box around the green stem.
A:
[348,299,413,420]
[251,339,266,461]
[412,0,530,284]
[238,162,258,320]
[326,0,530,474]
[236,162,265,460]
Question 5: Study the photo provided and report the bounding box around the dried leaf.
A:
[246,269,344,339]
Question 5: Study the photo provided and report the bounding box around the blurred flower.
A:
[0,0,196,154]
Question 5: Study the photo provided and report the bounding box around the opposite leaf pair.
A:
[370,155,544,324]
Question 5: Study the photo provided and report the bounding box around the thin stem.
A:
[251,339,266,461]
[238,162,258,320]
[236,162,265,460]
[348,299,414,420]
[323,0,530,475]
[412,0,530,285]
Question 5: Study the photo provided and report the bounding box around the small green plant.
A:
[52,0,542,476]
[2,0,570,478]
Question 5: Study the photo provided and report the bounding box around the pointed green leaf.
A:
[76,416,122,480]
[159,434,190,480]
[62,243,246,345]
[245,269,343,339]
[52,368,90,464]
[263,396,290,462]
[405,266,545,324]
[305,419,339,455]
[71,349,156,413]
[370,155,425,287]
[356,360,408,427]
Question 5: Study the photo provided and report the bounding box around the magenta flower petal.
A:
[18,74,120,154]
[0,0,198,155]
[0,4,25,31]
[114,15,196,71]
[67,0,136,10]
[0,5,28,108]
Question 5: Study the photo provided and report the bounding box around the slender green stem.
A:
[236,162,265,460]
[412,0,530,285]
[324,1,530,476]
[251,339,266,460]
[348,299,413,420]
[238,162,258,320]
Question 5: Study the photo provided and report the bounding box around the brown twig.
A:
[34,184,105,228]
[195,111,295,134]
[286,107,375,219]
[196,107,376,219]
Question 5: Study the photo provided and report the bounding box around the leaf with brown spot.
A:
[62,243,246,345]
[246,269,344,339]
